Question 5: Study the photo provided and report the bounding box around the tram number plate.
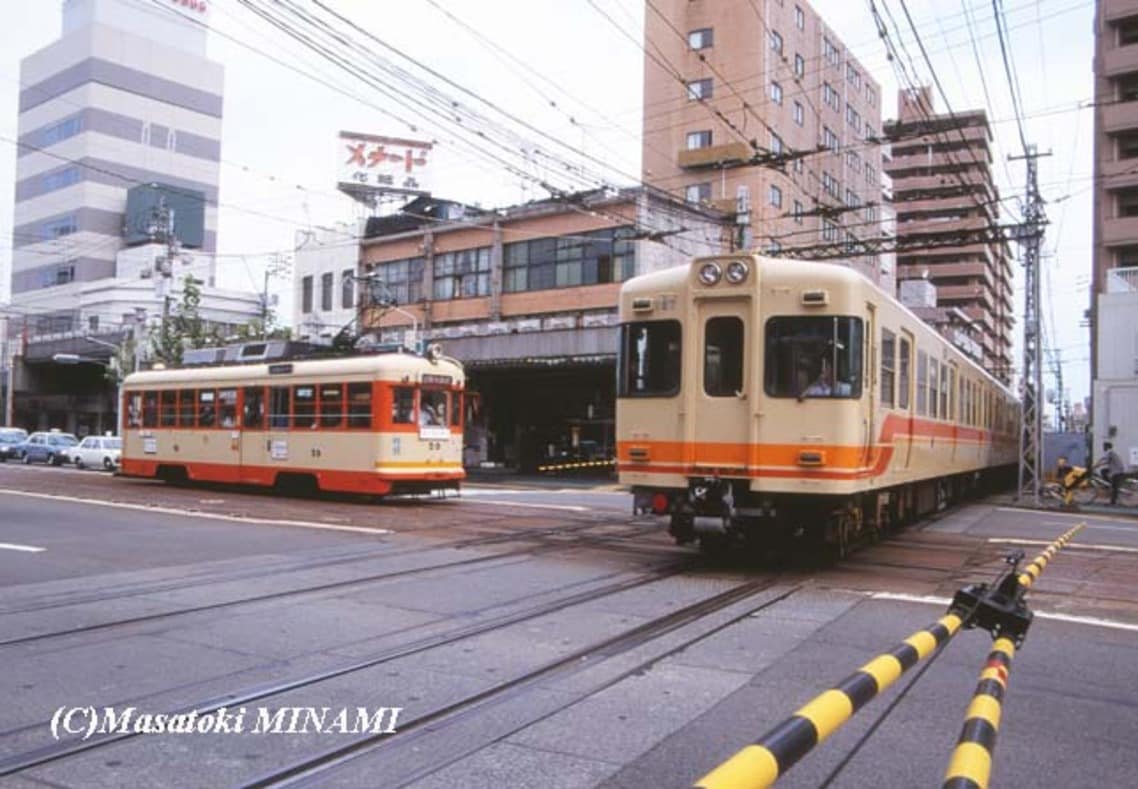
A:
[143,437,157,454]
[270,440,288,460]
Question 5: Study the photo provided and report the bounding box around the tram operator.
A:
[802,355,853,398]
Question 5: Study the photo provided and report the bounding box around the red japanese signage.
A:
[337,132,433,196]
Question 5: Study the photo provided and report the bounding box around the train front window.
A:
[764,316,863,399]
[618,320,681,397]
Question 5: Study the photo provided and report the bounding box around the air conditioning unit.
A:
[736,185,751,214]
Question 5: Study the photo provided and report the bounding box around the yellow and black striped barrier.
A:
[536,459,616,473]
[1016,522,1086,591]
[942,637,1016,789]
[694,613,964,789]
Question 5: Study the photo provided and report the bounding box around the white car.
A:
[72,436,122,470]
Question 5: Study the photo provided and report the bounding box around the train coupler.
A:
[948,550,1034,647]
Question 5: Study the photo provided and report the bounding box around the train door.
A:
[899,331,914,469]
[864,303,876,467]
[689,301,751,474]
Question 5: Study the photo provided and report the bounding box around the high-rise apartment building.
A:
[641,0,891,288]
[1092,1,1138,464]
[9,0,222,325]
[884,88,1014,382]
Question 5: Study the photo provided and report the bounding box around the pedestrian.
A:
[1098,442,1127,505]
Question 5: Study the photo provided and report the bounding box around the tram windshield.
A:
[618,320,681,397]
[764,316,863,399]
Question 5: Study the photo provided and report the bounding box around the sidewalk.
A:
[985,491,1138,520]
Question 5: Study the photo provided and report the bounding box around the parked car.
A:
[72,435,122,470]
[0,428,28,462]
[20,431,79,466]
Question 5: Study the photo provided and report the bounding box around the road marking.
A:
[868,591,1138,633]
[988,537,1138,554]
[0,489,391,536]
[0,542,45,553]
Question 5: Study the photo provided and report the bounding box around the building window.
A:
[320,272,334,311]
[433,247,491,299]
[794,53,805,78]
[793,101,804,126]
[793,200,804,224]
[821,219,839,242]
[847,150,861,171]
[795,5,805,30]
[41,115,82,146]
[865,124,875,141]
[866,84,877,106]
[1119,16,1138,46]
[822,171,838,198]
[301,275,313,313]
[686,130,712,149]
[367,257,424,305]
[769,184,783,208]
[1118,130,1138,160]
[845,189,861,208]
[341,269,354,309]
[687,78,712,101]
[685,182,712,204]
[40,213,79,241]
[823,36,840,66]
[770,30,783,54]
[770,132,784,154]
[689,28,713,50]
[847,64,861,88]
[865,163,877,186]
[41,167,80,193]
[823,82,840,111]
[1119,72,1138,102]
[794,157,804,174]
[770,81,783,104]
[823,126,839,151]
[846,105,861,131]
[503,227,635,293]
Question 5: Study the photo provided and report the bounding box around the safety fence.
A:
[535,459,616,473]
[693,522,1087,789]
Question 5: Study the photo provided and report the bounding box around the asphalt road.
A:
[1,466,1136,788]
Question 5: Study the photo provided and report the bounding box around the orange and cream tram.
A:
[616,255,1019,557]
[120,347,465,496]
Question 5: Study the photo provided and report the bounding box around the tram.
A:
[616,254,1019,556]
[119,346,465,496]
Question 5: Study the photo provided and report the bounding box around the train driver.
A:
[803,356,852,397]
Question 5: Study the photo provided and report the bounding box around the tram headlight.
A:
[725,260,749,284]
[697,262,722,286]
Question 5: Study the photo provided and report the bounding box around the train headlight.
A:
[725,260,749,284]
[697,262,722,286]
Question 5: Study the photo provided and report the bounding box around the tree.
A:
[149,276,223,366]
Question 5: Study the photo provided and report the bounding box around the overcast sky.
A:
[0,0,1095,407]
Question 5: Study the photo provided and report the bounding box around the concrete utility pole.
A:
[1010,145,1051,504]
[260,253,291,338]
[148,195,178,322]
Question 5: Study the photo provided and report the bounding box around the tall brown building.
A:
[641,0,891,288]
[884,88,1014,382]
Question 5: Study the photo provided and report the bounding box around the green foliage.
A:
[149,276,224,366]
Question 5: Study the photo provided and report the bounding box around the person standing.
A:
[1099,442,1127,505]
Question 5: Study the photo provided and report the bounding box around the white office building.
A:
[292,223,363,344]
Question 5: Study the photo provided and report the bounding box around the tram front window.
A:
[764,316,863,399]
[618,320,681,397]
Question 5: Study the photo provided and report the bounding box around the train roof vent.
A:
[801,289,829,306]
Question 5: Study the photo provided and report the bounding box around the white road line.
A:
[458,498,588,512]
[0,488,391,536]
[868,591,1138,633]
[988,537,1138,554]
[0,542,45,553]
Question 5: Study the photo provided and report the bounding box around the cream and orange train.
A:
[120,349,465,496]
[616,255,1019,556]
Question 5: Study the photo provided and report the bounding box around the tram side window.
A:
[704,316,744,397]
[178,389,196,427]
[270,386,290,429]
[880,329,895,407]
[160,390,177,427]
[898,338,910,409]
[142,391,159,428]
[347,382,372,428]
[243,387,265,429]
[948,369,956,422]
[618,320,681,397]
[128,393,142,428]
[940,367,950,420]
[219,389,237,428]
[764,316,863,399]
[319,384,343,428]
[392,387,415,424]
[916,351,928,415]
[198,390,217,427]
[929,359,940,418]
[294,385,316,428]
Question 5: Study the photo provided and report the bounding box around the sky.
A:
[0,0,1096,410]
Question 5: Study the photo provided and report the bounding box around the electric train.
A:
[616,254,1018,557]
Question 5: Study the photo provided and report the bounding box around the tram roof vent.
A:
[801,289,829,306]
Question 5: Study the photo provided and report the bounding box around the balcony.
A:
[1103,100,1138,133]
[1103,0,1138,24]
[1103,43,1138,76]
[1102,214,1138,245]
[678,142,753,170]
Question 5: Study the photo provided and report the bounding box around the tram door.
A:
[864,303,877,467]
[899,331,915,469]
[689,301,752,475]
[239,385,271,485]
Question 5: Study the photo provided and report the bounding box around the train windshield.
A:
[764,316,863,399]
[618,320,681,397]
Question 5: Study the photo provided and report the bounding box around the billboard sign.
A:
[338,132,433,197]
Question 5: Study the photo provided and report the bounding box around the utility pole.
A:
[261,254,291,339]
[1010,146,1051,504]
[148,194,178,323]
